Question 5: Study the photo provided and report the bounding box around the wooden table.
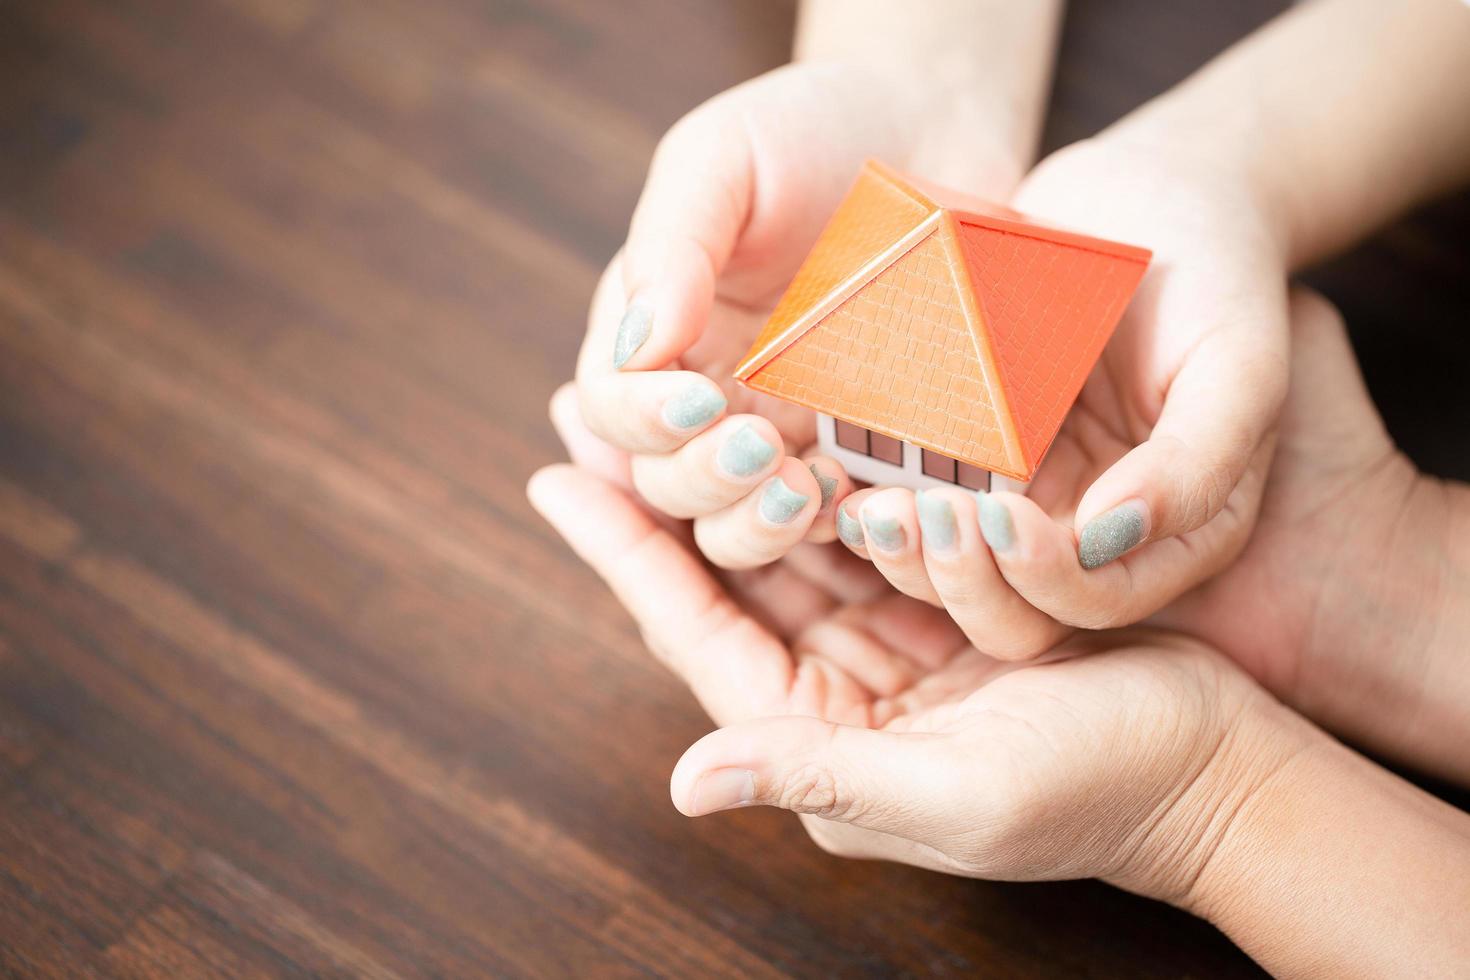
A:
[2,1,1465,975]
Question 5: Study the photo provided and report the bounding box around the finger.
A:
[549,382,633,489]
[792,616,922,703]
[914,488,1070,660]
[526,464,791,724]
[800,455,854,545]
[670,716,969,843]
[574,102,754,380]
[693,457,822,569]
[833,487,879,558]
[576,369,729,454]
[841,590,968,671]
[858,489,941,605]
[632,415,784,519]
[974,482,1263,630]
[776,540,891,606]
[1073,323,1287,568]
[718,561,839,642]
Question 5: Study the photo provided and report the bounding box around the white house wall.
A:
[815,414,1029,495]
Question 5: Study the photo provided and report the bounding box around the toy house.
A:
[733,161,1151,493]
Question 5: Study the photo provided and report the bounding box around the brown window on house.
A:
[834,419,869,454]
[918,448,993,490]
[834,420,905,466]
[868,432,903,465]
[956,462,992,491]
[921,450,956,482]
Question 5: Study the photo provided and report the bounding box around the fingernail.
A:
[612,304,653,369]
[915,491,957,554]
[861,510,906,553]
[836,504,865,547]
[976,490,1015,553]
[759,477,809,525]
[717,424,776,478]
[690,768,756,815]
[809,464,838,511]
[1079,500,1148,569]
[662,383,726,431]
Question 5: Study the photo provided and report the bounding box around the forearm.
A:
[796,0,1064,182]
[1294,472,1470,786]
[1105,0,1470,267]
[1184,710,1470,977]
[1378,477,1470,782]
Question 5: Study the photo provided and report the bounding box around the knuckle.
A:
[777,763,853,821]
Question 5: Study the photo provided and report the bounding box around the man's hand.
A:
[1160,290,1470,784]
[530,404,1470,978]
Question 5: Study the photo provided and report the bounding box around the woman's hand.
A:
[840,135,1289,653]
[526,431,1286,899]
[576,61,1029,570]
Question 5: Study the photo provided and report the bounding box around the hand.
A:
[837,135,1290,655]
[1159,290,1470,784]
[576,62,1026,570]
[533,348,1470,976]
[525,450,1306,903]
[531,400,984,731]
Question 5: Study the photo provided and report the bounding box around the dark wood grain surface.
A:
[1,1,1465,976]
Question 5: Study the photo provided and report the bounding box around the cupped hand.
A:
[577,62,1026,570]
[1159,289,1470,783]
[527,452,1306,902]
[842,135,1291,653]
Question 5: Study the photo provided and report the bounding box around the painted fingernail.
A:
[809,464,838,511]
[690,768,756,816]
[861,510,906,553]
[717,424,776,478]
[1079,500,1148,569]
[976,490,1015,553]
[915,490,957,554]
[836,504,865,547]
[612,304,653,369]
[662,383,726,431]
[759,477,810,525]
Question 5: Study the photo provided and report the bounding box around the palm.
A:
[718,541,1016,728]
[697,549,1248,885]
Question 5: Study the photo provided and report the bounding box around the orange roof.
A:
[733,161,1150,481]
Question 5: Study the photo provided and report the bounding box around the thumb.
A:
[1073,327,1287,569]
[670,716,961,839]
[598,100,752,374]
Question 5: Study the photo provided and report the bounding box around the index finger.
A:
[527,464,792,725]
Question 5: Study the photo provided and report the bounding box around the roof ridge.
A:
[936,214,1027,477]
[733,209,943,380]
[953,212,1151,264]
[860,159,941,213]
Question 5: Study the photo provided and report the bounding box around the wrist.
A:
[794,0,1061,192]
[1104,686,1318,908]
[845,59,1039,193]
[1298,465,1470,783]
[1176,722,1470,977]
